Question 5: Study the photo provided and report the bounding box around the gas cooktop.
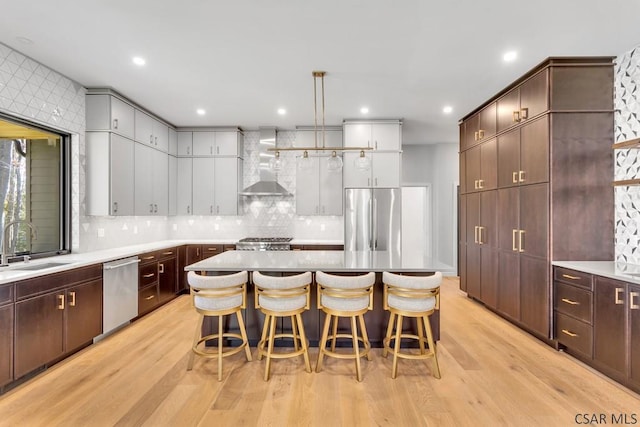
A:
[238,237,293,243]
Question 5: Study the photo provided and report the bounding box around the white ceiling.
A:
[2,0,640,145]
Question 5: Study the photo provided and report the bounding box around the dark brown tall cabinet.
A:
[459,57,614,339]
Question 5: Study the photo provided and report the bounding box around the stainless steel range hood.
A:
[239,127,292,197]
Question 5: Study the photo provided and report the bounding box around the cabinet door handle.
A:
[57,294,65,310]
[561,298,579,306]
[631,292,640,310]
[113,201,118,213]
[561,329,578,338]
[143,273,155,279]
[474,131,479,141]
[478,179,484,189]
[145,294,156,301]
[113,118,118,129]
[210,147,213,155]
[155,136,158,145]
[150,135,153,144]
[518,170,525,183]
[562,274,581,280]
[518,230,525,252]
[69,291,76,307]
[474,179,478,189]
[512,171,518,184]
[154,204,158,213]
[322,206,325,214]
[149,203,153,213]
[615,287,625,305]
[512,229,518,251]
[217,146,220,154]
[375,177,378,186]
[187,146,190,155]
[375,141,378,150]
[158,263,164,274]
[474,226,479,244]
[513,111,521,123]
[142,255,155,260]
[216,205,220,214]
[187,205,190,214]
[196,247,200,257]
[210,205,213,214]
[520,108,528,120]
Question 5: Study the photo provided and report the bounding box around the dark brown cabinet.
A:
[462,103,496,151]
[460,57,614,340]
[497,69,548,133]
[14,265,102,379]
[594,276,628,378]
[0,284,14,387]
[138,247,178,315]
[465,191,497,305]
[465,138,497,192]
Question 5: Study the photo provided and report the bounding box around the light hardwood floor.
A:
[1,277,638,426]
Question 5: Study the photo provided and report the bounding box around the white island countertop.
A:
[553,261,640,284]
[185,250,453,273]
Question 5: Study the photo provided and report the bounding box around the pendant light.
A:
[326,150,343,172]
[354,150,371,171]
[298,150,314,170]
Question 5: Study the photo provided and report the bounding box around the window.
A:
[0,115,70,260]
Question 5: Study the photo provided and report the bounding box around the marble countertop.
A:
[553,261,640,284]
[0,239,345,285]
[185,250,453,273]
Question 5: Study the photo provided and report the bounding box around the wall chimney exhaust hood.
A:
[239,127,292,196]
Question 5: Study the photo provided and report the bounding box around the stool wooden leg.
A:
[351,316,362,381]
[291,315,300,352]
[264,314,277,381]
[330,315,339,352]
[423,315,441,379]
[382,312,395,358]
[296,313,312,373]
[392,314,404,379]
[417,316,426,355]
[316,313,332,373]
[187,313,204,371]
[358,314,372,362]
[217,315,224,382]
[258,314,270,361]
[236,310,252,362]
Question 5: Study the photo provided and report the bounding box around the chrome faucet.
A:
[1,221,37,266]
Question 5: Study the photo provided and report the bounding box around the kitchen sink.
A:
[10,262,72,271]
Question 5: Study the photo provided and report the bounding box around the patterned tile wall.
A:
[615,46,640,264]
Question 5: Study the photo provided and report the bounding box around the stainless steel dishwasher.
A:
[102,256,140,335]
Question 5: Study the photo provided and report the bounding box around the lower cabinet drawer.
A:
[139,284,159,315]
[139,263,158,288]
[555,282,592,323]
[556,312,593,359]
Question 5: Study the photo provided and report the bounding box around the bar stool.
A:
[382,271,442,379]
[186,271,252,381]
[253,271,312,381]
[315,271,375,382]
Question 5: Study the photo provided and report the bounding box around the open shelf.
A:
[613,178,640,186]
[612,137,640,149]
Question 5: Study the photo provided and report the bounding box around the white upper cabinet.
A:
[343,121,401,150]
[296,155,343,215]
[134,143,168,215]
[214,157,241,215]
[343,151,400,188]
[86,94,135,139]
[192,131,216,156]
[177,132,193,156]
[86,132,134,216]
[168,128,178,156]
[192,157,215,215]
[176,157,193,215]
[168,155,177,216]
[134,110,169,152]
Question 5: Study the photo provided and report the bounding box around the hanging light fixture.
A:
[354,150,371,171]
[269,71,372,169]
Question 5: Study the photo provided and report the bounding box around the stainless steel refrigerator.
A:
[344,188,401,253]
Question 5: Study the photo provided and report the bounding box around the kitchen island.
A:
[185,250,452,346]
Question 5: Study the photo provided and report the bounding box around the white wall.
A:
[402,143,458,270]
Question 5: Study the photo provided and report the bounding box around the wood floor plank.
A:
[0,277,639,426]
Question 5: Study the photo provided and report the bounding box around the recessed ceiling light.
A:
[132,56,146,66]
[503,51,518,62]
[360,107,369,114]
[196,109,206,116]
[443,106,453,114]
[277,108,286,115]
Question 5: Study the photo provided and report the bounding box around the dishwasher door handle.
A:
[104,259,141,270]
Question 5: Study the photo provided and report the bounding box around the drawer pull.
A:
[142,256,155,260]
[207,248,218,251]
[615,287,624,305]
[561,329,578,338]
[631,292,640,310]
[162,251,174,255]
[145,294,156,301]
[561,298,579,306]
[562,274,580,280]
[143,273,155,279]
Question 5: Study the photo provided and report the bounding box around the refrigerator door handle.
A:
[369,197,374,250]
[372,197,378,249]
